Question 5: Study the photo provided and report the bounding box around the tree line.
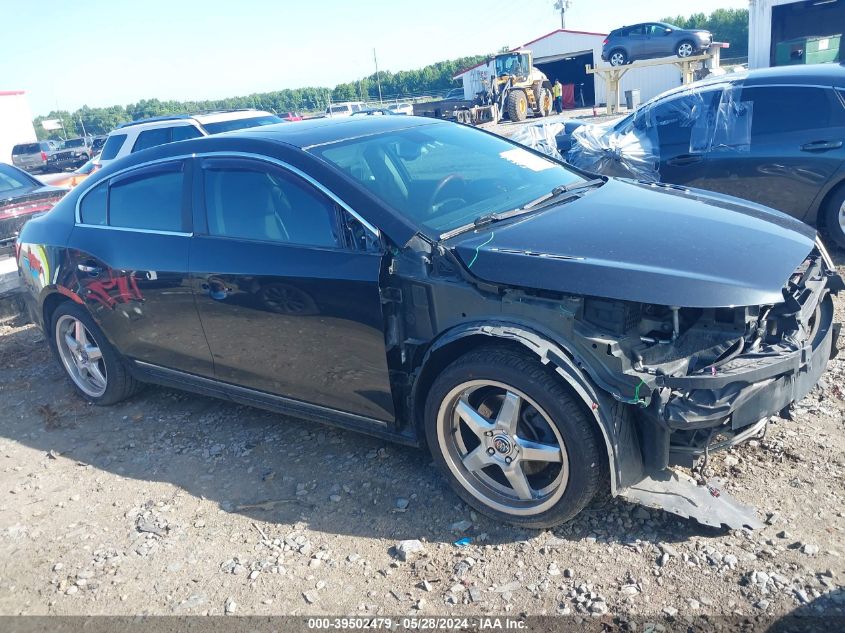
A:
[33,55,487,140]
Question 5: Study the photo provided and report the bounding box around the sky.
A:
[1,0,749,116]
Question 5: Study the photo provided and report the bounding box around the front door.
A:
[189,156,395,421]
[67,160,214,376]
[648,87,724,187]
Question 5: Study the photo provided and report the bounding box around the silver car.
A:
[602,22,713,66]
[11,141,57,173]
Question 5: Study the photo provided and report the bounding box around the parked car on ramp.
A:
[16,116,842,529]
[602,22,713,66]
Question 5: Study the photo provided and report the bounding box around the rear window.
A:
[64,139,85,148]
[742,86,832,137]
[109,168,184,232]
[329,105,350,114]
[132,128,171,153]
[12,143,40,155]
[79,181,108,225]
[201,115,282,135]
[100,134,127,161]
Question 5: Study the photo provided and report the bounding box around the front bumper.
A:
[658,294,838,431]
[645,250,842,434]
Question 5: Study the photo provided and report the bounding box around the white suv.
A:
[96,109,283,168]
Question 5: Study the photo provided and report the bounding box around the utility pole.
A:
[373,48,383,104]
[79,115,87,138]
[553,0,572,29]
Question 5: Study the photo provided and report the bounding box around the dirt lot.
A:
[0,251,843,628]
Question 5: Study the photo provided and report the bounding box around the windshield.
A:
[64,138,85,148]
[201,115,283,135]
[495,53,530,77]
[310,122,584,237]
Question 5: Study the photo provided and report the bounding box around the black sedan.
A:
[566,63,845,247]
[16,116,843,529]
[0,163,66,251]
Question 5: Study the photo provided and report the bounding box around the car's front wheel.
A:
[51,302,140,405]
[424,347,606,528]
[676,40,695,58]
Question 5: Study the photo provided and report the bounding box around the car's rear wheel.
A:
[424,347,606,528]
[676,41,695,58]
[823,185,845,249]
[51,302,140,405]
[609,49,628,66]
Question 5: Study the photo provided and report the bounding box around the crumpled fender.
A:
[413,321,645,495]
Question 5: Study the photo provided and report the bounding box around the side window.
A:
[109,166,184,232]
[171,125,203,142]
[742,86,831,138]
[80,181,108,225]
[99,134,127,161]
[132,128,171,153]
[651,89,723,153]
[203,163,340,248]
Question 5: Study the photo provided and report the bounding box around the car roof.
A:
[742,62,845,87]
[639,62,845,109]
[234,114,441,149]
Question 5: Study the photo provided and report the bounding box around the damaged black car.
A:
[16,116,843,529]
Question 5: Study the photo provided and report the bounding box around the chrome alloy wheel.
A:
[839,198,845,236]
[677,42,694,58]
[436,381,569,516]
[610,52,626,66]
[55,315,107,398]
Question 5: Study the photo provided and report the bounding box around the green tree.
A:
[662,7,749,58]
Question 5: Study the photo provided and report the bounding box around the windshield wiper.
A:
[440,178,606,240]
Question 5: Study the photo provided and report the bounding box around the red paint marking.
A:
[56,285,84,305]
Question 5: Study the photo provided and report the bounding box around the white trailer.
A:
[0,91,37,165]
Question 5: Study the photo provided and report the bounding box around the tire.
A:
[424,346,607,528]
[676,40,695,58]
[50,302,141,405]
[822,184,845,249]
[608,49,628,66]
[506,90,529,122]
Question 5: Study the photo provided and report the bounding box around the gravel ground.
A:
[0,251,843,628]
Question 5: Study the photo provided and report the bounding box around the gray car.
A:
[11,141,57,174]
[602,22,712,66]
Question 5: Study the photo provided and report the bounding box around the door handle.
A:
[77,264,102,276]
[666,154,704,167]
[801,140,843,152]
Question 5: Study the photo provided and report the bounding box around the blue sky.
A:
[1,0,748,115]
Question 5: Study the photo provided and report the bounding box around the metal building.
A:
[453,29,684,107]
[0,91,37,164]
[749,0,845,68]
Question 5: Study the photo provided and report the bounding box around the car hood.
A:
[450,179,818,308]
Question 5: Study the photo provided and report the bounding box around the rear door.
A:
[701,84,845,219]
[68,160,214,375]
[625,25,649,59]
[190,156,395,421]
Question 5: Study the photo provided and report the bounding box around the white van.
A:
[325,102,365,118]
